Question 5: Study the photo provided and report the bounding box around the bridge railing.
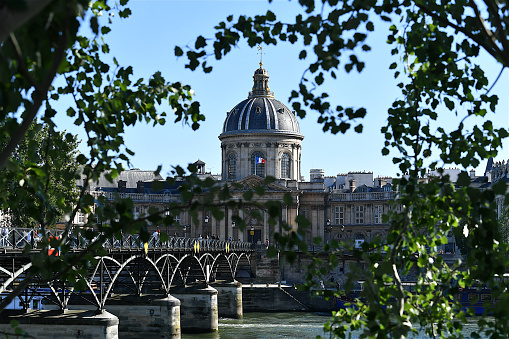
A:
[0,228,252,252]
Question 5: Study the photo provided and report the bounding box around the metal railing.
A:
[0,228,252,252]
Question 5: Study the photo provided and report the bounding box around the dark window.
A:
[281,153,291,178]
[228,153,237,179]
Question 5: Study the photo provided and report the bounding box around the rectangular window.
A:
[334,206,344,225]
[299,206,309,219]
[374,205,383,224]
[175,213,181,225]
[355,205,364,224]
[77,213,85,224]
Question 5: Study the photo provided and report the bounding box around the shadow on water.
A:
[182,312,488,339]
[182,312,330,339]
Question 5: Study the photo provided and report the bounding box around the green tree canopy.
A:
[0,122,79,228]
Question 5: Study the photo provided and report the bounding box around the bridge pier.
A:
[171,284,218,333]
[101,294,181,338]
[210,281,243,318]
[0,309,118,339]
[42,294,181,338]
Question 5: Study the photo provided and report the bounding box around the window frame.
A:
[334,206,344,225]
[355,205,364,224]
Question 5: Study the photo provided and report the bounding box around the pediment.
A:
[233,175,292,192]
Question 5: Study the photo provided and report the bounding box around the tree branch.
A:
[0,4,70,170]
[480,0,509,58]
[0,0,55,43]
[415,2,509,67]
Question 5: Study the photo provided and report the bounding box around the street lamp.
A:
[325,218,332,242]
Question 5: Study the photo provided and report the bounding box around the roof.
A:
[220,65,302,137]
[80,169,164,189]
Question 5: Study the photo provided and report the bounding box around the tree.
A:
[0,122,79,228]
[180,1,509,338]
[2,1,509,338]
[0,0,208,309]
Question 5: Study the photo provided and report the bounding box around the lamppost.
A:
[325,218,332,242]
[250,225,254,248]
[204,215,209,237]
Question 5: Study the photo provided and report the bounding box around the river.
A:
[182,312,488,339]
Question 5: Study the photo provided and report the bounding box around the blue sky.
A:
[53,0,509,180]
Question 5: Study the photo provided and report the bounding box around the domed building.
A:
[219,63,304,182]
[78,63,403,272]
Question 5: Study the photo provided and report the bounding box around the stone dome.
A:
[221,65,301,136]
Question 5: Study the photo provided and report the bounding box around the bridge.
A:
[0,228,255,337]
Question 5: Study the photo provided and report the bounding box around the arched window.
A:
[251,151,265,177]
[228,153,237,179]
[281,153,291,178]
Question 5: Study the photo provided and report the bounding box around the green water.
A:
[182,312,329,339]
[182,312,488,339]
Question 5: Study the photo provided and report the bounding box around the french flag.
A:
[255,157,266,164]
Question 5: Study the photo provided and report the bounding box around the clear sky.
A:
[53,0,509,180]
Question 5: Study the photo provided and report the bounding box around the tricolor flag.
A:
[255,157,266,164]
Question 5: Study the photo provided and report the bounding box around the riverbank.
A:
[242,283,336,312]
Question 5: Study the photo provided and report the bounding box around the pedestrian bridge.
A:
[0,228,253,312]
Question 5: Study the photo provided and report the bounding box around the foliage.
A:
[2,0,509,338]
[0,122,80,228]
[0,0,281,313]
[180,0,509,338]
[0,0,208,307]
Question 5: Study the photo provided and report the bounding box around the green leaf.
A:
[283,193,293,206]
[195,36,207,49]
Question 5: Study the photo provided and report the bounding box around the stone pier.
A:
[100,294,181,338]
[0,309,118,339]
[43,294,181,338]
[171,284,218,333]
[210,281,243,318]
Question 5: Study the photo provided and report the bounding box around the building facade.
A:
[73,64,402,249]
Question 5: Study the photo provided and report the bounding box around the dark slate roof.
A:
[80,170,163,189]
[485,157,494,176]
[221,65,302,137]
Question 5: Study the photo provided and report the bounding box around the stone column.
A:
[238,209,244,242]
[210,281,243,319]
[42,294,181,338]
[103,295,181,338]
[0,309,118,339]
[171,285,218,333]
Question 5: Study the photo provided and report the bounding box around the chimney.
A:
[118,180,126,193]
[350,179,356,192]
[469,169,476,178]
[136,181,144,193]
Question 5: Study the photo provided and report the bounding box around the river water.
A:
[182,312,488,339]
